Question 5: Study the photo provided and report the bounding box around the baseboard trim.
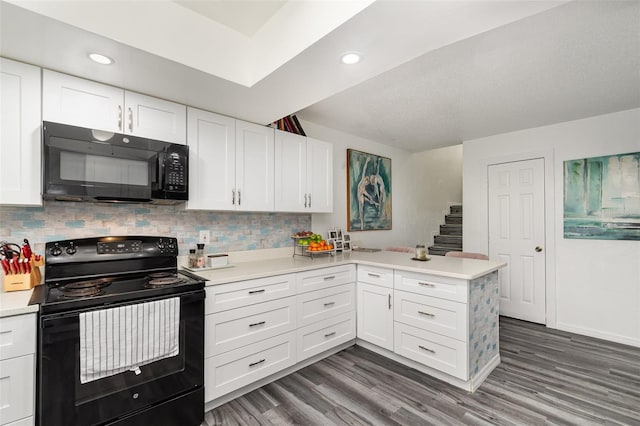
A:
[555,322,640,348]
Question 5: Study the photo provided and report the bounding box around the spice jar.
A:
[196,244,206,268]
[415,244,427,260]
[188,249,197,268]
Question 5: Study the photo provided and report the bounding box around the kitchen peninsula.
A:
[193,250,505,410]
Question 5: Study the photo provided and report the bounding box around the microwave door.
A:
[44,131,156,202]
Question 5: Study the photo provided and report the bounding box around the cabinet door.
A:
[306,138,333,213]
[235,120,274,211]
[0,355,34,425]
[356,282,394,351]
[42,69,122,132]
[274,130,306,212]
[124,91,186,144]
[186,107,236,210]
[0,59,42,206]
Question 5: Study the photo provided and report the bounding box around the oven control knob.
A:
[66,244,77,255]
[50,244,62,256]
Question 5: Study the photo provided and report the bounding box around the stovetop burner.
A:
[146,277,186,288]
[59,278,111,299]
[147,272,174,279]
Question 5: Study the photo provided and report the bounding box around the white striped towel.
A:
[79,297,180,384]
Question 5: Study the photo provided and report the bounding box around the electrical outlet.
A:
[199,230,210,244]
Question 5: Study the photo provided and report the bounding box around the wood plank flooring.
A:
[203,317,640,425]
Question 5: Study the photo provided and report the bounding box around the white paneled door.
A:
[488,158,546,324]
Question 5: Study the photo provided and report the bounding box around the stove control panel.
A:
[97,240,143,254]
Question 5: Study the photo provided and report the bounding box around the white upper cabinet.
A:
[274,130,333,213]
[186,109,274,211]
[235,120,275,211]
[186,107,236,210]
[0,58,42,206]
[43,70,186,144]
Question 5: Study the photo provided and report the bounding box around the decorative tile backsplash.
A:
[0,201,311,255]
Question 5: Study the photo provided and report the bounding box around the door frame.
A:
[479,149,556,328]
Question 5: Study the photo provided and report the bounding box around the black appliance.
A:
[30,236,205,426]
[43,121,188,204]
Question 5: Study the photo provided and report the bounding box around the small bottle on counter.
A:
[196,243,206,268]
[188,249,197,268]
[415,244,427,260]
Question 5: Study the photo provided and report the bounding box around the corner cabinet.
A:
[42,70,186,144]
[186,107,274,211]
[274,130,333,213]
[0,58,42,206]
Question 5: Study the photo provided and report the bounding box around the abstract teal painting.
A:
[564,152,640,240]
[347,149,391,231]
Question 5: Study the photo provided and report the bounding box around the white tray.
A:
[182,264,235,272]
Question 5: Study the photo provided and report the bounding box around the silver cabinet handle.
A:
[323,301,335,307]
[232,189,236,205]
[418,311,435,317]
[535,246,543,252]
[418,345,435,354]
[388,294,391,309]
[418,282,435,287]
[249,359,265,367]
[238,190,241,205]
[248,289,265,294]
[249,321,266,328]
[304,193,308,208]
[308,193,311,208]
[324,331,336,338]
[368,273,381,278]
[323,275,335,281]
[128,107,133,132]
[117,105,122,130]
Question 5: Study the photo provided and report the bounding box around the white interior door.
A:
[488,158,546,324]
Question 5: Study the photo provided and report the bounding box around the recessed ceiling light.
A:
[89,53,114,65]
[340,52,361,65]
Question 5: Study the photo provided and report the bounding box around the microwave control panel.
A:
[165,151,186,192]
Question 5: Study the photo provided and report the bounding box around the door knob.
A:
[535,246,542,252]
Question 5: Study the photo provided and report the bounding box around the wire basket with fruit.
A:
[292,231,335,257]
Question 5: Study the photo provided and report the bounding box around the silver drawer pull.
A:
[324,331,336,338]
[249,359,265,367]
[248,289,265,294]
[368,273,381,278]
[418,311,435,317]
[249,321,266,328]
[324,301,335,307]
[418,345,435,354]
[323,275,336,281]
[418,282,435,287]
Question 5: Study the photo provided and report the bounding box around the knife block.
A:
[3,256,43,292]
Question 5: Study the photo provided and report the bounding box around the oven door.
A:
[43,121,164,202]
[37,291,204,426]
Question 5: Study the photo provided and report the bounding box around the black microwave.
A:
[43,121,188,204]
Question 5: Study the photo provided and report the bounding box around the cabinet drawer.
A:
[394,290,467,341]
[0,314,36,360]
[0,355,34,425]
[296,283,355,327]
[4,416,33,426]
[357,265,393,288]
[394,322,467,380]
[394,271,467,303]
[296,265,355,293]
[205,331,296,401]
[205,274,295,314]
[297,312,355,362]
[206,297,296,356]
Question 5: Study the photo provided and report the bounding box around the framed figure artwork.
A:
[347,149,392,231]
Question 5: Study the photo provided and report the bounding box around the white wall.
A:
[463,108,640,347]
[302,120,464,250]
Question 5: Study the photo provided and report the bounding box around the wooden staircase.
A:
[428,205,462,256]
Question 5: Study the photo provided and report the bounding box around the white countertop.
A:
[0,288,38,317]
[0,251,505,317]
[186,251,506,286]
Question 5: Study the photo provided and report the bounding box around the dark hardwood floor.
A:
[203,317,640,425]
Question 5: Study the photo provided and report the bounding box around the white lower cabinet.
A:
[0,313,35,426]
[356,282,394,351]
[205,331,296,401]
[297,312,355,362]
[296,283,354,327]
[394,290,467,341]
